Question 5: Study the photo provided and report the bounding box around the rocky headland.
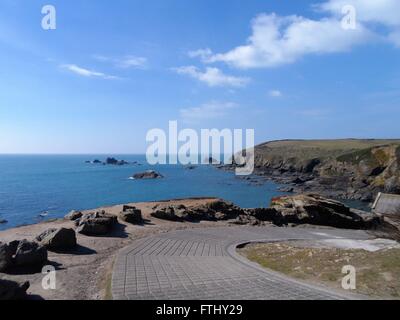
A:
[226,139,400,203]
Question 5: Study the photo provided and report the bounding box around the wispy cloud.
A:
[187,0,400,69]
[201,13,373,69]
[269,90,283,97]
[188,48,213,61]
[60,64,119,80]
[94,55,147,69]
[180,101,238,122]
[173,66,249,87]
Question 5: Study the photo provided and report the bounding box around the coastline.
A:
[0,198,236,300]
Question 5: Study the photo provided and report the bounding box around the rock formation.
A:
[119,205,143,224]
[75,211,117,235]
[35,228,77,251]
[132,170,164,179]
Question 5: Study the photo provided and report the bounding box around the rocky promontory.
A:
[227,139,400,203]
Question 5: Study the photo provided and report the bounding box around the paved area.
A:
[112,226,371,300]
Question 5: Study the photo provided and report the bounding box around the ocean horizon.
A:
[0,154,287,230]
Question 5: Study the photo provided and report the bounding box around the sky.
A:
[0,0,399,154]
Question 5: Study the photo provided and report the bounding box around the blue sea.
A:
[0,155,288,230]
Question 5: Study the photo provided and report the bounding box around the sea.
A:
[0,155,290,231]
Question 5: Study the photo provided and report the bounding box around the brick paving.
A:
[112,226,370,300]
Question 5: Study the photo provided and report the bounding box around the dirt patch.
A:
[0,198,234,300]
[238,241,400,299]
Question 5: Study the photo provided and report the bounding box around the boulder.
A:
[105,157,119,165]
[119,206,143,224]
[104,158,128,165]
[270,194,382,229]
[0,280,30,300]
[132,170,164,179]
[0,242,12,272]
[0,219,7,224]
[7,240,20,255]
[151,206,186,221]
[35,228,77,250]
[205,157,221,165]
[76,211,117,235]
[13,240,47,267]
[151,200,245,222]
[65,210,83,221]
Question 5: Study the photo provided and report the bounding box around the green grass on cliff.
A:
[255,139,400,162]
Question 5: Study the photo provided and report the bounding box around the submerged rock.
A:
[132,170,164,180]
[205,157,221,165]
[105,157,129,165]
[0,219,7,224]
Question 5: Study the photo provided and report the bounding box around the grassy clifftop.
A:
[253,139,400,201]
[255,139,400,161]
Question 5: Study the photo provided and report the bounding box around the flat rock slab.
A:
[112,226,371,300]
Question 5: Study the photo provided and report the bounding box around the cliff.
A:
[251,139,400,202]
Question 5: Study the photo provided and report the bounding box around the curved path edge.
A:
[112,226,371,300]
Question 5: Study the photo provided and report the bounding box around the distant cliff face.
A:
[321,144,400,194]
[252,140,400,201]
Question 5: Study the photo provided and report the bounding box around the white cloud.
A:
[188,48,213,61]
[317,0,400,27]
[173,66,249,87]
[60,64,118,79]
[180,101,237,122]
[115,56,147,69]
[269,90,282,97]
[94,55,147,69]
[204,13,373,69]
[317,0,400,47]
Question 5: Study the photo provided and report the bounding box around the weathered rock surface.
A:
[267,194,381,229]
[0,242,12,272]
[64,210,83,221]
[87,158,129,165]
[119,205,143,224]
[105,157,129,165]
[0,279,30,300]
[35,228,77,250]
[76,211,117,235]
[227,140,400,202]
[13,240,48,267]
[151,200,244,222]
[132,170,164,180]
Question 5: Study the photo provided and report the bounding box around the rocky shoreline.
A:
[224,140,400,203]
[1,194,399,300]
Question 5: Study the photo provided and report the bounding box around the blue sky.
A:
[0,0,399,154]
